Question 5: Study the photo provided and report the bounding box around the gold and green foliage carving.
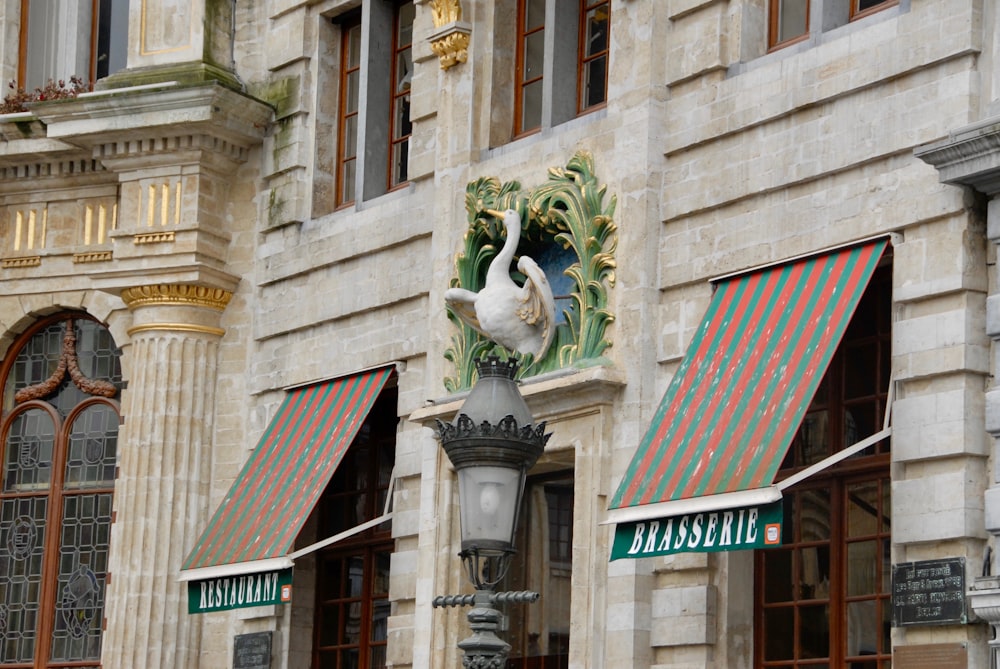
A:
[444,152,617,392]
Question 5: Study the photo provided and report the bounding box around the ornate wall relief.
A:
[444,152,617,391]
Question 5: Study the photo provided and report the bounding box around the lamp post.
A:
[433,355,551,668]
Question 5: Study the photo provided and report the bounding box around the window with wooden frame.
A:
[755,263,892,669]
[767,0,898,50]
[512,0,611,139]
[333,1,414,209]
[312,387,397,669]
[336,15,363,209]
[389,2,414,191]
[578,0,610,115]
[505,473,574,669]
[18,0,127,91]
[0,314,123,669]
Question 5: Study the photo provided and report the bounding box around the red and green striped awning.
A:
[607,239,888,525]
[181,367,393,579]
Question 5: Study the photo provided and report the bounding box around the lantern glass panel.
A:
[457,465,524,553]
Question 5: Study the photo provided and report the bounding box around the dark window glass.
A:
[756,263,892,668]
[313,388,397,669]
[506,475,573,669]
[389,3,415,189]
[0,314,121,669]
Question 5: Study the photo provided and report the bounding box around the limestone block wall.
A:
[654,0,993,664]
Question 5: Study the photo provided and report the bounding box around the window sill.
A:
[483,107,609,162]
[729,0,909,78]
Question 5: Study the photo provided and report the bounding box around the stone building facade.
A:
[0,0,997,668]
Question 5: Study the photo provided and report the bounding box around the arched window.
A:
[0,314,122,668]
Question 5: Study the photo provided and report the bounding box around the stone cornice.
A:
[28,82,274,154]
[915,116,1000,196]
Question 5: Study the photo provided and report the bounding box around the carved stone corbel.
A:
[429,0,471,70]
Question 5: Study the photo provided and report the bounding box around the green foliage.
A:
[443,151,618,392]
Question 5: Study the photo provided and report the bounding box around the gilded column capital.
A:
[121,284,233,311]
[121,284,233,338]
[428,0,470,70]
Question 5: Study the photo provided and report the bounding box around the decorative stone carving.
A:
[445,209,556,359]
[14,318,117,403]
[429,0,471,70]
[445,152,618,390]
[121,284,233,311]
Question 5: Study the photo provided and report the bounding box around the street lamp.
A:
[433,355,551,667]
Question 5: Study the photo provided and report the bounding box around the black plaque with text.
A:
[891,557,966,626]
[234,631,272,669]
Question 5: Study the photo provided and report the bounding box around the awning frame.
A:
[179,469,398,582]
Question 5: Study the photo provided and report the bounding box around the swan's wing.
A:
[444,287,489,338]
[516,256,556,358]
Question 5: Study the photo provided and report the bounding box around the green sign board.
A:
[611,501,784,560]
[187,568,293,614]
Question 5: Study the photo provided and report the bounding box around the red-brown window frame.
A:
[754,262,893,668]
[336,16,362,209]
[0,313,121,669]
[514,0,545,138]
[311,385,397,669]
[850,0,899,21]
[768,0,900,51]
[387,2,414,192]
[577,0,610,115]
[767,0,810,51]
[17,0,102,89]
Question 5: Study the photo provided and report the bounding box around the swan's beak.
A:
[484,208,504,219]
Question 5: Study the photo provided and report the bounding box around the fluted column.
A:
[102,284,232,669]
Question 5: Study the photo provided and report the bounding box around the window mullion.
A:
[35,415,72,669]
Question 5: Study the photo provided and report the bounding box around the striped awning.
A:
[180,366,393,580]
[607,238,889,526]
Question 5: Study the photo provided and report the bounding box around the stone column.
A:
[102,284,232,669]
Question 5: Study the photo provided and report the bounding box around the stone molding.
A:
[121,284,233,311]
[428,0,470,69]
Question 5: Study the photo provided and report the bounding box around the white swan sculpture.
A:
[445,208,556,359]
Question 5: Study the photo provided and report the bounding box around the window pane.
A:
[521,80,543,132]
[65,404,119,488]
[584,5,609,57]
[5,322,63,411]
[857,0,891,12]
[798,488,831,542]
[846,600,878,658]
[507,477,573,668]
[525,0,546,29]
[763,549,793,602]
[0,497,47,663]
[74,320,123,388]
[583,56,608,109]
[847,541,877,596]
[844,343,878,399]
[347,24,362,68]
[799,604,830,658]
[776,0,808,44]
[524,31,545,82]
[798,545,830,600]
[50,493,112,661]
[763,607,793,660]
[797,410,829,465]
[4,409,55,492]
[95,0,128,80]
[847,481,879,538]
